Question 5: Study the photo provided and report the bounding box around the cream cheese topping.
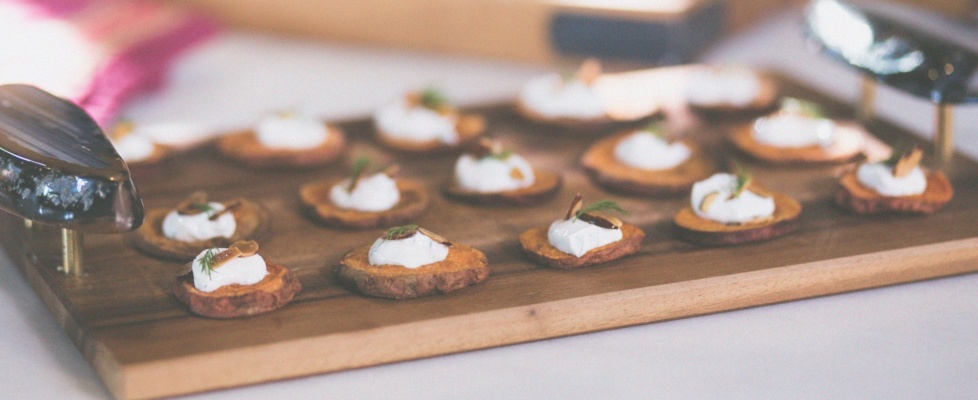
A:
[162,202,236,242]
[368,233,449,269]
[454,153,535,193]
[547,218,623,257]
[691,173,775,224]
[191,248,268,292]
[614,131,691,170]
[329,173,401,212]
[113,133,156,162]
[255,111,328,150]
[519,74,606,120]
[686,68,761,107]
[374,99,459,144]
[752,114,836,148]
[856,162,927,197]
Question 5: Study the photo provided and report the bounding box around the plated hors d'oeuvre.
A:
[109,120,173,167]
[173,240,302,318]
[373,87,486,154]
[442,138,562,206]
[835,147,953,214]
[673,167,801,246]
[299,157,430,228]
[517,59,609,127]
[217,110,346,168]
[133,191,271,260]
[685,65,778,115]
[580,123,715,196]
[731,98,865,164]
[336,225,489,299]
[519,194,644,269]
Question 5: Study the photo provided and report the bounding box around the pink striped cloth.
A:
[3,0,219,125]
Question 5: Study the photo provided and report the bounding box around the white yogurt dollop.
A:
[374,99,459,145]
[255,112,328,150]
[614,132,691,170]
[691,173,775,224]
[519,74,606,120]
[329,173,401,212]
[368,233,449,269]
[856,162,927,197]
[547,218,623,257]
[162,202,237,242]
[192,248,268,292]
[113,133,156,162]
[686,68,761,107]
[752,114,836,148]
[454,153,535,193]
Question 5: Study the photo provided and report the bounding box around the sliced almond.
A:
[579,211,622,229]
[456,115,486,135]
[418,227,453,246]
[576,58,602,85]
[208,200,241,221]
[111,120,135,141]
[229,240,259,257]
[565,193,584,220]
[176,191,210,215]
[211,247,243,269]
[176,262,193,277]
[699,191,721,212]
[892,147,923,178]
[404,92,422,108]
[510,167,525,180]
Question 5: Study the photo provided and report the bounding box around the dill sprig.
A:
[419,87,449,110]
[732,161,752,198]
[383,224,419,240]
[487,148,513,160]
[643,122,670,141]
[575,200,628,220]
[198,249,217,278]
[347,156,371,192]
[781,97,823,118]
[192,202,217,216]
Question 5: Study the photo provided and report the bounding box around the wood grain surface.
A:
[4,76,978,399]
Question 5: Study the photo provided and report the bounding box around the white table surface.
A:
[2,8,977,400]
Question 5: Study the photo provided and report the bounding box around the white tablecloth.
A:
[2,9,976,400]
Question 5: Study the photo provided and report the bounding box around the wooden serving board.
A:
[5,75,978,399]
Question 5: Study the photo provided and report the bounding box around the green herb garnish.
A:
[347,156,371,192]
[192,202,217,216]
[780,97,823,118]
[419,87,449,110]
[198,249,217,278]
[732,161,752,198]
[575,200,628,220]
[383,224,419,240]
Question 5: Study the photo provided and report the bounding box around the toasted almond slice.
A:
[230,240,259,257]
[576,58,602,85]
[579,211,622,229]
[893,147,923,178]
[208,200,242,221]
[211,247,243,269]
[510,167,525,180]
[176,262,193,277]
[404,92,421,108]
[417,227,453,246]
[565,193,584,220]
[700,191,721,212]
[456,115,486,135]
[111,120,135,141]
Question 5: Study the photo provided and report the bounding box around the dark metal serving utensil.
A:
[804,0,978,164]
[0,84,143,275]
